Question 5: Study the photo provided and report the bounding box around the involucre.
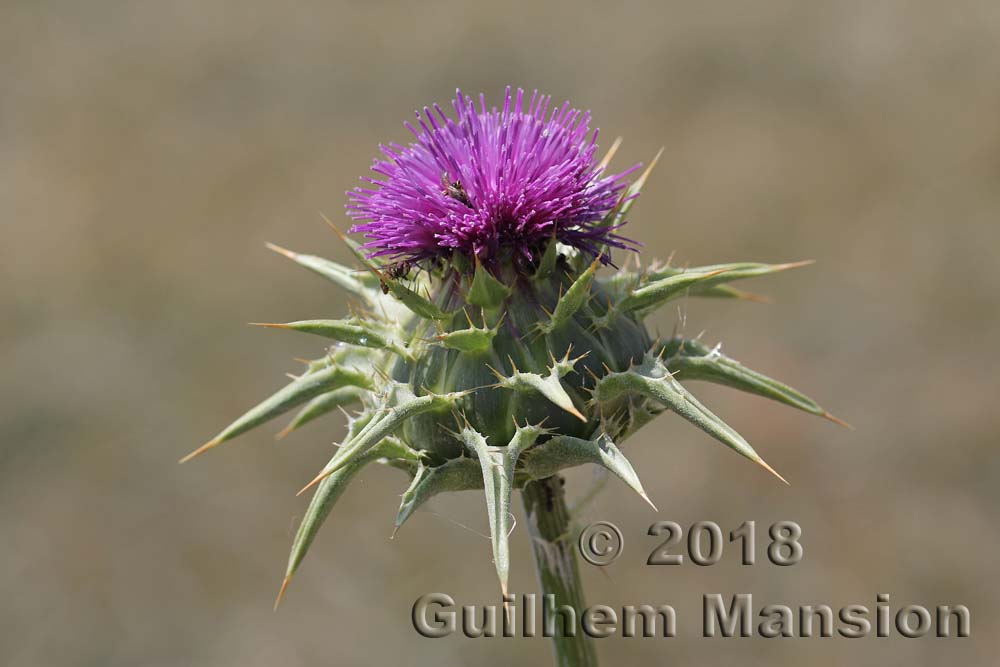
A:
[182,87,843,609]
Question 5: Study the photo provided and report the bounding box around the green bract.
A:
[184,166,842,609]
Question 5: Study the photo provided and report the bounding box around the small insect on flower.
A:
[441,174,473,209]
[378,261,412,294]
[186,86,843,621]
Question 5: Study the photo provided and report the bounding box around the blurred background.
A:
[2,1,999,665]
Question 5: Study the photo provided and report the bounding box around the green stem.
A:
[521,476,598,667]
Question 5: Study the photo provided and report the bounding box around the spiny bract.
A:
[182,87,843,608]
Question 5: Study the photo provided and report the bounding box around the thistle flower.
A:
[347,88,639,267]
[183,87,842,621]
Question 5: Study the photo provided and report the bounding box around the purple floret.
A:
[347,87,640,269]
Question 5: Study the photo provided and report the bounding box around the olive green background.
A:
[3,1,998,665]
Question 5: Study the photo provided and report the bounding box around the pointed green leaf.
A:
[277,386,366,438]
[384,280,453,320]
[435,324,497,354]
[619,268,732,313]
[300,387,466,492]
[252,319,412,359]
[661,338,840,423]
[540,259,599,333]
[521,433,654,508]
[266,243,378,299]
[181,363,374,462]
[548,348,586,378]
[596,270,640,300]
[693,284,767,300]
[443,423,547,597]
[533,234,560,281]
[644,261,813,297]
[594,357,786,483]
[280,447,375,605]
[460,426,512,595]
[495,364,586,422]
[467,260,511,309]
[501,422,547,492]
[450,249,472,275]
[506,422,548,459]
[278,434,421,607]
[394,458,484,531]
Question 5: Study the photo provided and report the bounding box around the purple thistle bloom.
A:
[347,87,640,269]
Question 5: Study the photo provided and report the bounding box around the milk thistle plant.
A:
[183,87,841,666]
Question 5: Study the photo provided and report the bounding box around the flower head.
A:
[347,87,640,269]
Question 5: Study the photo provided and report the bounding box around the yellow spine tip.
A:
[757,457,789,486]
[822,411,854,430]
[297,471,328,496]
[273,576,292,611]
[265,242,297,259]
[776,259,816,271]
[733,290,774,304]
[178,438,220,464]
[639,491,659,512]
